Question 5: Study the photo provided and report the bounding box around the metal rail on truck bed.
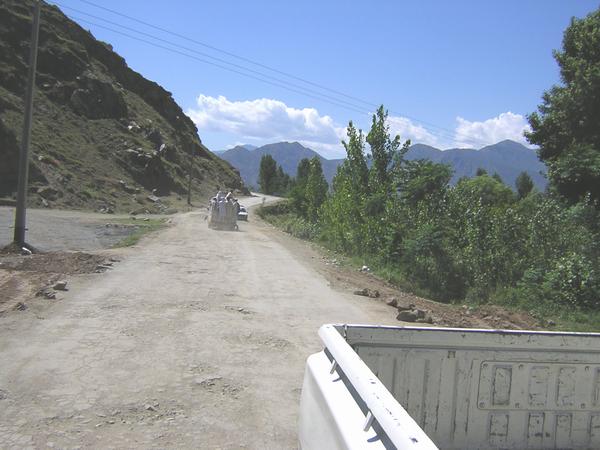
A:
[299,324,600,449]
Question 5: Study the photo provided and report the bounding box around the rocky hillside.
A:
[0,0,244,213]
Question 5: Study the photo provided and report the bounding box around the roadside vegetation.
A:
[259,9,600,330]
[257,154,293,196]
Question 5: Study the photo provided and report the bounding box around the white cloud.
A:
[188,95,533,157]
[187,94,347,157]
[453,112,532,148]
[187,94,448,158]
[387,116,439,147]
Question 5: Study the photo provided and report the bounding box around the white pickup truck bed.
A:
[299,324,600,449]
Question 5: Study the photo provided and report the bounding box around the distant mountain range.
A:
[218,140,547,190]
[407,140,547,188]
[218,142,343,188]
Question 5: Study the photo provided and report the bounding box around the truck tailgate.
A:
[302,324,600,450]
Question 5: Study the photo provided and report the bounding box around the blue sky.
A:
[50,0,599,158]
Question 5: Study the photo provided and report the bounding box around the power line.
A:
[68,0,485,146]
[67,16,371,116]
[63,12,454,147]
[73,0,380,109]
[49,0,493,148]
[55,4,374,115]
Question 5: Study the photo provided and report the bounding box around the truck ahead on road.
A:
[299,324,600,449]
[208,192,239,231]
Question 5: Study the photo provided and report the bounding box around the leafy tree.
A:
[399,159,453,205]
[321,122,370,251]
[446,177,516,299]
[258,154,278,194]
[475,167,488,177]
[492,172,503,184]
[400,222,465,301]
[289,158,312,215]
[526,8,600,203]
[341,121,369,194]
[305,157,328,222]
[290,157,328,221]
[454,175,515,207]
[258,154,292,195]
[321,167,365,253]
[296,158,311,185]
[515,171,534,199]
[322,111,400,253]
[359,106,411,253]
[366,106,406,192]
[274,165,292,195]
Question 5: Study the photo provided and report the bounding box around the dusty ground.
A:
[0,206,164,316]
[0,251,113,316]
[0,195,406,449]
[0,206,167,252]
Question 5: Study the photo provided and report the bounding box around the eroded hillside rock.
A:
[0,0,245,210]
[68,75,128,119]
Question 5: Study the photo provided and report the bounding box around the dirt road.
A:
[0,196,399,449]
[0,207,159,252]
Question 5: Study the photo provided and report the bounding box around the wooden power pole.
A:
[13,0,41,246]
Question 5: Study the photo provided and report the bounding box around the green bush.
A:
[543,253,600,309]
[400,222,465,302]
[258,201,320,240]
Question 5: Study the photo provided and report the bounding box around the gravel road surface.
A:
[0,207,155,252]
[0,196,399,449]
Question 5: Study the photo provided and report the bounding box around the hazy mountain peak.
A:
[480,139,529,152]
[218,140,546,191]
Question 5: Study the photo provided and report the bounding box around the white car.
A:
[237,205,248,221]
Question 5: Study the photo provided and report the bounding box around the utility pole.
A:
[13,0,41,247]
